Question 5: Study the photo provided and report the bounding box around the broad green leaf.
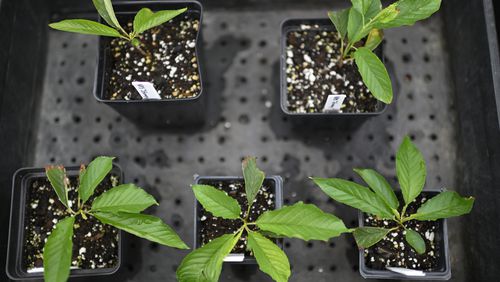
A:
[371,3,400,28]
[365,0,382,20]
[354,168,399,211]
[328,8,350,39]
[396,137,426,205]
[92,0,122,30]
[177,233,240,282]
[353,227,390,248]
[242,157,265,205]
[256,202,349,241]
[45,166,69,208]
[94,211,188,249]
[411,191,475,221]
[91,184,158,213]
[79,156,114,204]
[134,7,187,35]
[354,47,393,104]
[364,29,383,50]
[43,216,75,282]
[405,229,426,254]
[312,177,394,218]
[248,231,290,282]
[49,19,122,37]
[352,0,381,19]
[377,0,442,29]
[193,185,241,219]
[347,8,364,42]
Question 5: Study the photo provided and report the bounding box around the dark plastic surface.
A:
[6,165,123,280]
[94,0,206,128]
[193,175,283,265]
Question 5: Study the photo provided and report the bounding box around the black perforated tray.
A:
[1,0,500,281]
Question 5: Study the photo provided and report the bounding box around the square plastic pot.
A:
[5,165,123,280]
[94,0,205,128]
[193,175,283,265]
[280,18,390,129]
[358,190,451,280]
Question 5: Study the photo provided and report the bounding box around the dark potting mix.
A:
[106,13,201,100]
[285,24,380,113]
[23,174,120,272]
[197,179,276,256]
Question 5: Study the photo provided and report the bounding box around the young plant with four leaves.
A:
[176,157,349,282]
[49,0,186,55]
[328,0,442,104]
[312,136,474,257]
[43,156,188,282]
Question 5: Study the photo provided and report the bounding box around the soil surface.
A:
[106,12,201,100]
[363,194,442,271]
[197,179,276,256]
[285,24,380,113]
[23,173,120,271]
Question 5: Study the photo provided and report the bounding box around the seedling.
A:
[177,157,348,282]
[43,156,188,282]
[49,0,186,55]
[328,0,442,104]
[312,136,474,256]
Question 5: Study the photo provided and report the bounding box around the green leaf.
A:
[353,47,393,104]
[353,227,391,248]
[405,229,426,254]
[396,136,426,205]
[92,0,122,30]
[365,0,382,20]
[91,184,158,213]
[177,233,241,282]
[371,3,400,28]
[94,211,188,249]
[256,202,349,241]
[133,7,187,35]
[352,0,380,19]
[192,185,241,219]
[49,19,122,37]
[45,166,69,209]
[364,29,383,50]
[242,157,265,206]
[347,8,364,42]
[248,231,291,282]
[328,8,350,39]
[353,168,399,211]
[43,216,75,282]
[411,191,475,221]
[79,156,114,205]
[312,177,394,218]
[377,0,442,29]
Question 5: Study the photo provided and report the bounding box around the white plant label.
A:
[224,253,245,262]
[323,94,346,112]
[386,267,426,277]
[132,81,161,100]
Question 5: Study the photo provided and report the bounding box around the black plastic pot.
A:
[94,0,205,128]
[358,190,451,280]
[193,175,283,264]
[280,18,390,129]
[5,165,123,280]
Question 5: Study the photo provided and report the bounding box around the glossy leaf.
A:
[193,185,241,219]
[312,177,394,218]
[412,191,475,221]
[347,8,364,42]
[43,216,75,282]
[377,0,442,29]
[364,29,383,50]
[353,227,391,248]
[134,7,187,34]
[371,3,400,28]
[365,0,382,20]
[92,0,122,30]
[354,168,399,211]
[354,47,393,104]
[328,8,350,39]
[45,166,69,208]
[49,19,122,37]
[405,229,426,254]
[177,233,240,282]
[79,156,114,204]
[396,136,426,205]
[352,0,377,18]
[91,184,158,213]
[94,211,188,249]
[242,157,265,206]
[256,202,349,241]
[248,231,290,282]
